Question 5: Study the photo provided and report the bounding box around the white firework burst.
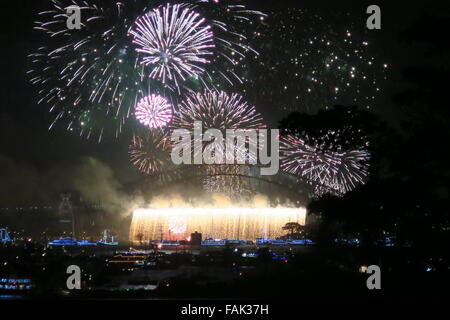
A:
[130,3,215,88]
[175,89,265,163]
[280,134,370,196]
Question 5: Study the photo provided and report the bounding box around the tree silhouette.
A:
[282,222,304,239]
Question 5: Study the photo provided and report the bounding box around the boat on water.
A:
[48,238,97,246]
[48,238,78,246]
[48,230,119,247]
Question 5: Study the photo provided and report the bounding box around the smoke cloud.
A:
[0,155,135,217]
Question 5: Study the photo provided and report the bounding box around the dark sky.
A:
[0,0,448,196]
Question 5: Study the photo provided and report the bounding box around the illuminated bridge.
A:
[128,165,315,242]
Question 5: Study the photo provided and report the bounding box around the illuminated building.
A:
[130,207,306,241]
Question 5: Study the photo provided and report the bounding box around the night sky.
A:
[0,0,448,204]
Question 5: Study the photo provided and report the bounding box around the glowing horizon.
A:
[130,207,306,241]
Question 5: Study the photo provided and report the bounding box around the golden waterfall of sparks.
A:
[130,207,306,241]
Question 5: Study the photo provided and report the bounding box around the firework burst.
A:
[280,134,370,196]
[130,3,215,88]
[174,89,265,163]
[177,90,264,129]
[135,94,173,128]
[129,128,173,175]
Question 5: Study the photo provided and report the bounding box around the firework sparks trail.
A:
[202,164,254,199]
